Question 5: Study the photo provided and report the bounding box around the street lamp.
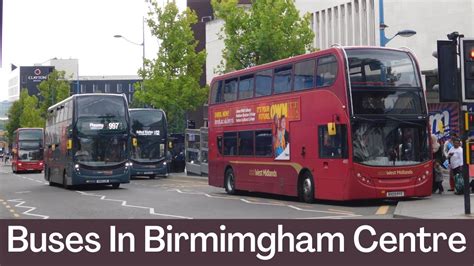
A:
[380,25,417,46]
[114,17,146,78]
[379,0,416,47]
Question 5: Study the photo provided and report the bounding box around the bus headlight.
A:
[74,164,80,171]
[18,163,22,166]
[163,162,167,166]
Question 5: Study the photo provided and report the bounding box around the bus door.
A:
[316,124,349,199]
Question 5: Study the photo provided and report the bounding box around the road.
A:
[0,164,397,219]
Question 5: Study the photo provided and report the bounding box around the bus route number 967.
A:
[108,122,120,130]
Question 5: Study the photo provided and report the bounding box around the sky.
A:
[0,0,186,101]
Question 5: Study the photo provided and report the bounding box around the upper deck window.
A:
[347,49,419,88]
[210,81,223,104]
[224,78,238,102]
[316,55,338,87]
[294,60,315,90]
[274,65,293,94]
[239,74,254,99]
[255,69,273,97]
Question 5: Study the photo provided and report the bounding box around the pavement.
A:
[394,168,474,219]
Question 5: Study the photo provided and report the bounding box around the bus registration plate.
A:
[387,191,404,197]
[96,179,110,184]
[144,172,154,175]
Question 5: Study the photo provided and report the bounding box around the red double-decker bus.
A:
[208,46,432,202]
[12,128,44,173]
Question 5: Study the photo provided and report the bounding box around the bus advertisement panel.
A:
[44,94,131,189]
[11,128,44,173]
[129,108,168,178]
[208,46,432,202]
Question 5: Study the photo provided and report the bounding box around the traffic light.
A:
[437,40,459,102]
[465,112,474,131]
[461,39,474,101]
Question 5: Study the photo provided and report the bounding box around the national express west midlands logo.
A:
[27,68,48,82]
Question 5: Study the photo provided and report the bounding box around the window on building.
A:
[255,69,272,97]
[294,60,315,90]
[274,65,293,94]
[117,83,123,93]
[80,84,86,94]
[105,83,111,93]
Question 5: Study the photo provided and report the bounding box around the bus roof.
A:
[129,108,165,112]
[48,93,127,112]
[209,46,414,84]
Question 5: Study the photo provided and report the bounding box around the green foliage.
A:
[133,0,208,133]
[38,69,71,119]
[5,90,44,142]
[20,94,44,128]
[212,0,315,72]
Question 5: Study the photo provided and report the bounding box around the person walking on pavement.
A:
[448,137,463,194]
[433,160,444,194]
[443,134,456,191]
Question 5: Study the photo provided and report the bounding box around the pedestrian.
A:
[442,134,456,191]
[448,137,463,194]
[431,134,443,192]
[433,160,444,194]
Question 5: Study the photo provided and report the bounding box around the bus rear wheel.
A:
[299,171,315,203]
[224,168,236,195]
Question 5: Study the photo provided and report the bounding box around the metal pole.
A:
[458,34,471,215]
[379,0,387,47]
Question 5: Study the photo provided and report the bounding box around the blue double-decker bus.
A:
[129,108,168,178]
[44,94,131,189]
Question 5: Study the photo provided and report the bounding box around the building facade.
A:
[70,75,140,104]
[8,66,55,102]
[205,0,474,100]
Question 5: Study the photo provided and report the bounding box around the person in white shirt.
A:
[448,138,463,177]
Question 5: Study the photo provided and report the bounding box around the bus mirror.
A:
[327,122,336,136]
[132,138,138,147]
[67,139,72,150]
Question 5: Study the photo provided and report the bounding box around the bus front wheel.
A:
[299,171,315,203]
[63,172,71,189]
[224,168,236,195]
[112,183,120,189]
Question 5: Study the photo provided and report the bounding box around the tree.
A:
[133,1,208,133]
[38,69,70,119]
[5,92,24,142]
[212,0,315,72]
[20,94,44,128]
[5,90,44,142]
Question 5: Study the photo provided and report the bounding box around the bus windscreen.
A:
[130,110,166,162]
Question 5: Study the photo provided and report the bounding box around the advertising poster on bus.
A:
[211,98,300,160]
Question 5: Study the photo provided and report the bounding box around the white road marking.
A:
[15,191,31,194]
[7,199,49,219]
[170,189,360,218]
[75,191,192,219]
